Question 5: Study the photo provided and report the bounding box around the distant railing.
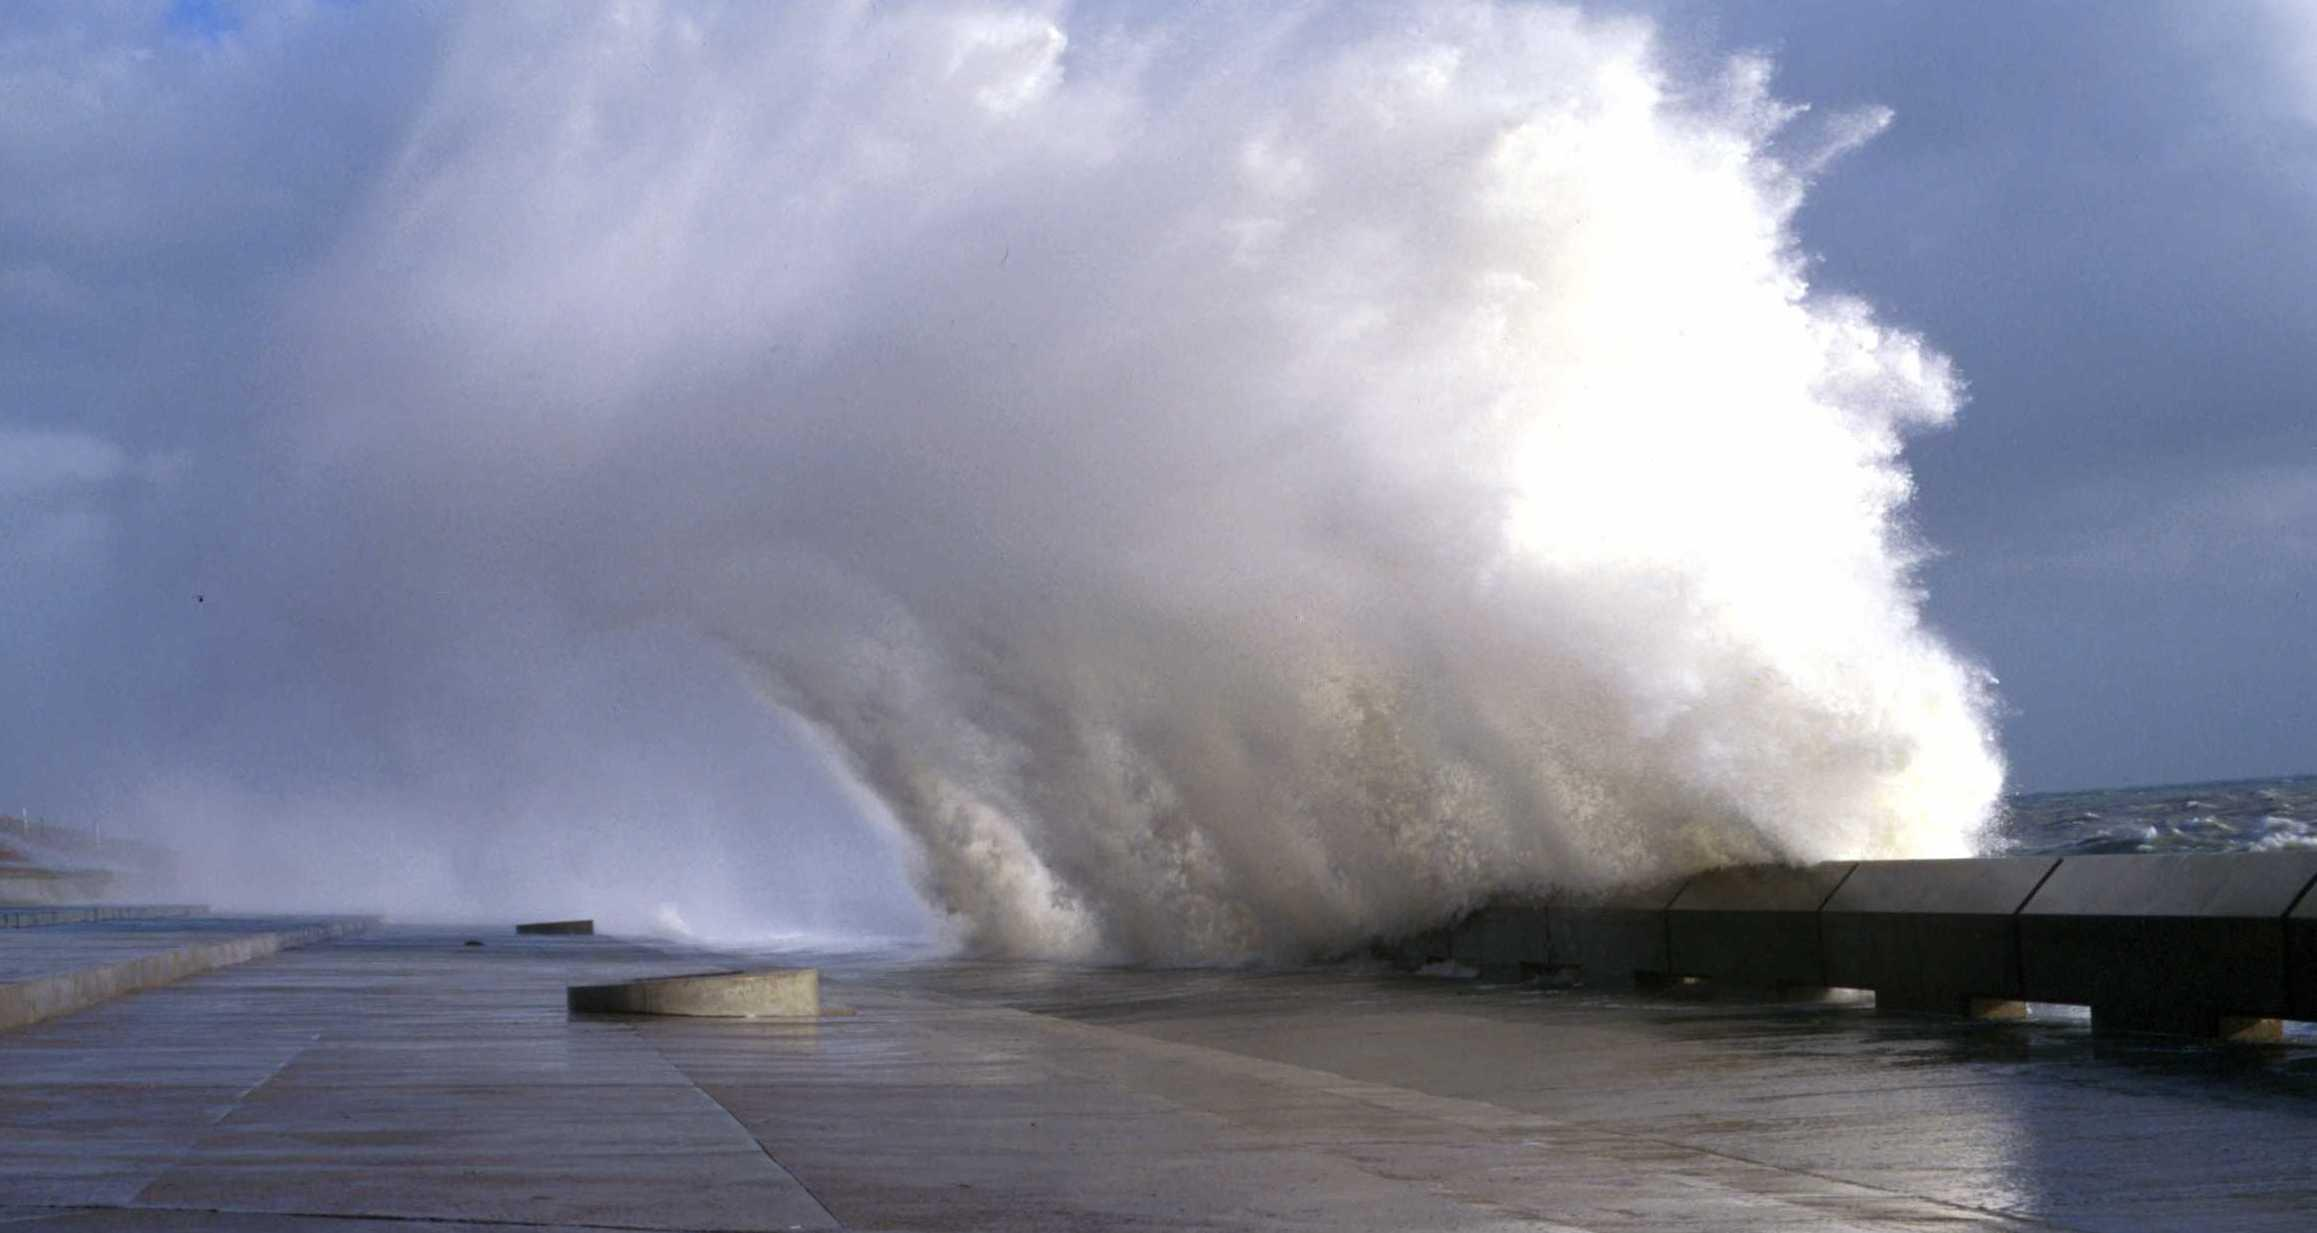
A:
[1381,852,2317,1041]
[1,815,174,871]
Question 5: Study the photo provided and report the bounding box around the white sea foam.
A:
[298,2,2003,960]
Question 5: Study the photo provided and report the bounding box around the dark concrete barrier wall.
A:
[2291,890,2317,1022]
[1472,904,1549,980]
[1823,857,2058,1014]
[1545,880,1689,988]
[1385,852,2317,1038]
[1437,904,1550,977]
[1666,862,1854,989]
[2017,852,2317,1037]
[1397,926,1451,966]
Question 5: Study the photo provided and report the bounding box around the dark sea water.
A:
[1988,773,2317,855]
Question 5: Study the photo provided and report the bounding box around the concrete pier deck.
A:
[4,925,2316,1230]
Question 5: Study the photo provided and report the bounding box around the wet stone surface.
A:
[4,925,2316,1230]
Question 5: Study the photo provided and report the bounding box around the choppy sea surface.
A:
[1988,773,2317,855]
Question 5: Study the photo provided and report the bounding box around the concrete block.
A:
[1822,857,2058,1015]
[1666,862,1855,990]
[1440,903,1548,977]
[1447,913,1488,965]
[2288,879,2317,1022]
[1547,879,1690,988]
[1380,925,1452,969]
[2019,853,2317,1037]
[568,967,819,1018]
[515,919,593,935]
[1470,903,1550,981]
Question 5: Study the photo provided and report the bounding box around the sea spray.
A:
[296,1,2003,959]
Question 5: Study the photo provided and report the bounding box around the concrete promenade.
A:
[4,925,2316,1230]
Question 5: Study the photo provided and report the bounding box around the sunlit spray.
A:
[286,1,2002,958]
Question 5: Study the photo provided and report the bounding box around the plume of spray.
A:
[289,0,2003,961]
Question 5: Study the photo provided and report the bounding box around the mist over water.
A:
[31,2,2004,959]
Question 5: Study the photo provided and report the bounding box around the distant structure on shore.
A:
[0,815,174,904]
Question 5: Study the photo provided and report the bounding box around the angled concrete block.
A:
[1471,903,1550,981]
[568,967,819,1017]
[1822,857,2058,1015]
[2289,883,2317,1022]
[2019,853,2317,1037]
[1378,925,1451,970]
[1448,912,1488,965]
[1547,879,1690,988]
[1666,862,1855,990]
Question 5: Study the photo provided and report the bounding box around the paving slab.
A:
[1,928,835,1230]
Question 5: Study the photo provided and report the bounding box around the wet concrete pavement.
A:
[4,925,2315,1230]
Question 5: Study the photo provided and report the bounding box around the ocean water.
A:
[1989,773,2317,856]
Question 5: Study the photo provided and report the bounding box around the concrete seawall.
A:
[0,916,375,1032]
[1394,852,2317,1040]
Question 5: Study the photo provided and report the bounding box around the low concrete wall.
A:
[1384,852,2317,1039]
[2017,853,2317,1038]
[1545,879,1688,988]
[1666,862,1854,990]
[1467,903,1549,981]
[0,917,374,1032]
[2291,889,2317,1022]
[1823,857,2058,1016]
